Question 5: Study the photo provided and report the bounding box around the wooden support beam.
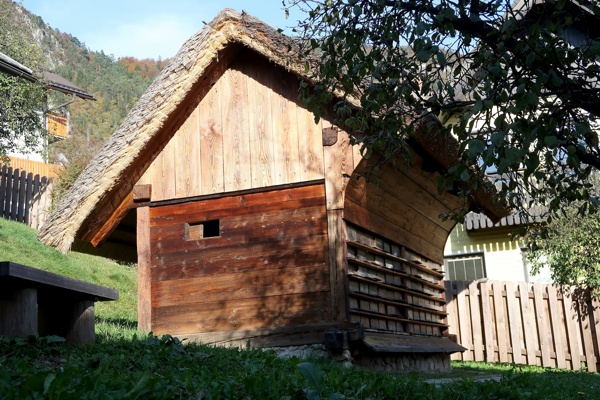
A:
[86,191,134,247]
[137,206,152,332]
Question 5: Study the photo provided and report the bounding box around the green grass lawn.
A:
[1,218,600,399]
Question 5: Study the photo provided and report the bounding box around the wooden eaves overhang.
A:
[37,9,508,254]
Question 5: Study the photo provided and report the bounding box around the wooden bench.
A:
[0,261,118,344]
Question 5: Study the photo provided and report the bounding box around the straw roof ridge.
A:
[37,9,309,252]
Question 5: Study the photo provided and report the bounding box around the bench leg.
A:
[0,288,38,337]
[38,300,96,344]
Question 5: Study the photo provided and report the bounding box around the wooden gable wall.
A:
[138,50,330,201]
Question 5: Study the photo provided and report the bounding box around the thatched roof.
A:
[38,8,507,253]
[38,9,313,253]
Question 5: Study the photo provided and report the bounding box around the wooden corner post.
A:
[135,184,152,332]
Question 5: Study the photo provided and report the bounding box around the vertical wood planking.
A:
[174,114,191,198]
[298,107,325,181]
[245,58,275,188]
[493,281,509,363]
[186,106,202,196]
[547,285,567,369]
[222,67,251,192]
[505,281,523,364]
[200,79,224,194]
[480,281,495,362]
[269,67,300,185]
[446,280,600,372]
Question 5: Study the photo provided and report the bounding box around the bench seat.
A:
[0,261,118,343]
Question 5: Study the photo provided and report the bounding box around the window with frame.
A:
[444,253,486,281]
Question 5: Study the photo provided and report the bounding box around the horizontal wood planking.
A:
[139,51,326,202]
[446,280,600,372]
[152,292,331,334]
[148,183,332,335]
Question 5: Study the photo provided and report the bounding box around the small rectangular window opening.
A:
[186,220,220,240]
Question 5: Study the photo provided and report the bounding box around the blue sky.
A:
[22,0,305,60]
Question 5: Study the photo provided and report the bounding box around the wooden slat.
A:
[562,289,582,370]
[10,169,19,220]
[480,281,495,362]
[518,282,537,366]
[350,309,448,328]
[591,295,600,372]
[347,240,444,278]
[547,285,566,369]
[468,280,484,361]
[578,291,597,372]
[455,281,472,360]
[348,274,444,303]
[445,281,462,360]
[493,281,509,363]
[23,172,33,225]
[350,291,447,316]
[0,166,8,217]
[504,281,523,365]
[17,170,26,223]
[533,283,552,367]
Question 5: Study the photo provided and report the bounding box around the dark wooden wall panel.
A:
[149,183,331,335]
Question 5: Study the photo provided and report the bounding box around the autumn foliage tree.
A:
[0,0,46,159]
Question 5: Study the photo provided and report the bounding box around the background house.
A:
[0,50,95,163]
[444,211,552,283]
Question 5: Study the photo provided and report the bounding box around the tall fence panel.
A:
[5,157,62,179]
[0,165,53,229]
[446,280,600,372]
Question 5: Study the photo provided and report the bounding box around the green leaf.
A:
[298,362,324,392]
[460,169,471,182]
[544,136,559,147]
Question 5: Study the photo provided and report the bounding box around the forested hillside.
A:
[4,0,168,163]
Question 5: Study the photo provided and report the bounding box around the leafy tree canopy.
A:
[287,0,600,221]
[0,0,46,159]
[526,174,600,292]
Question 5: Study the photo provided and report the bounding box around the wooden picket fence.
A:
[0,165,53,229]
[445,280,600,372]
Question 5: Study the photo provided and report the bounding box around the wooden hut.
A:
[38,9,506,371]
